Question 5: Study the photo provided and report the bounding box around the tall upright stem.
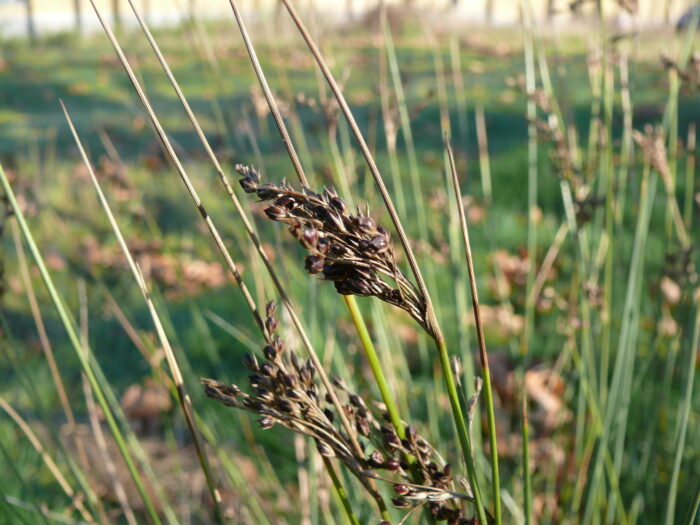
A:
[343,296,405,441]
[446,138,501,524]
[435,337,487,524]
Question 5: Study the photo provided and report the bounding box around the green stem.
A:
[522,392,532,525]
[0,164,163,525]
[343,296,405,440]
[435,338,488,525]
[664,302,700,525]
[323,457,361,525]
[480,345,501,525]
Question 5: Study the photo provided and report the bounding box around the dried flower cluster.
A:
[661,52,700,92]
[236,165,431,333]
[202,302,476,523]
[508,76,582,186]
[509,76,609,226]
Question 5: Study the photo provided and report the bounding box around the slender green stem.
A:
[664,302,700,525]
[343,296,405,441]
[687,483,700,525]
[683,123,696,229]
[521,0,537,361]
[323,458,361,525]
[436,338,487,525]
[446,138,501,524]
[0,163,163,525]
[522,392,532,525]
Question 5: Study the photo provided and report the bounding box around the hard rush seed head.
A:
[237,170,431,332]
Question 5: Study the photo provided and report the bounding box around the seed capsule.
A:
[368,450,384,467]
[260,363,275,377]
[330,196,348,214]
[317,237,331,254]
[243,353,259,371]
[305,255,325,274]
[356,215,375,233]
[271,335,284,354]
[315,440,334,457]
[368,234,388,253]
[393,483,410,496]
[356,417,370,437]
[277,399,294,413]
[248,374,264,387]
[391,497,410,509]
[263,345,276,361]
[239,176,259,193]
[256,184,279,200]
[258,416,274,429]
[302,227,319,249]
[385,458,400,471]
[265,316,279,334]
[264,205,286,221]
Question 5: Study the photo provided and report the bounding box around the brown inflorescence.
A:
[202,301,475,523]
[236,165,431,334]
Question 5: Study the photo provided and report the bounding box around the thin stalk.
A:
[10,221,75,433]
[688,483,700,525]
[323,458,360,525]
[60,101,224,523]
[0,396,95,524]
[343,295,406,442]
[11,218,96,487]
[683,123,696,228]
[0,450,50,525]
[475,106,493,206]
[582,160,656,524]
[446,137,500,524]
[82,376,138,525]
[667,68,679,238]
[0,163,163,525]
[435,338,487,523]
[617,51,633,228]
[378,36,407,220]
[664,302,700,525]
[521,0,537,360]
[522,392,532,525]
[449,35,469,152]
[226,0,307,186]
[381,8,429,246]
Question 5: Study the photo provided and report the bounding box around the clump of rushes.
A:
[202,302,477,523]
[237,165,430,333]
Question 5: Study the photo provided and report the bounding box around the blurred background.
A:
[0,0,696,37]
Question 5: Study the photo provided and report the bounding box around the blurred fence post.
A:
[485,0,493,23]
[546,0,554,19]
[73,0,82,32]
[112,0,122,30]
[25,0,36,43]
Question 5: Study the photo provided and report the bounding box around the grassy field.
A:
[1,5,699,524]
